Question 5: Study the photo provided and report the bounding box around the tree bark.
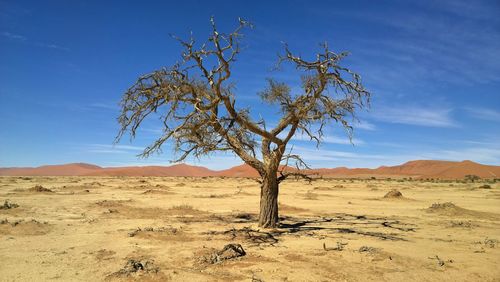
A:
[258,171,279,228]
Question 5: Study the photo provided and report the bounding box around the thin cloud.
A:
[425,147,500,165]
[1,31,26,41]
[85,144,144,154]
[89,102,118,110]
[1,30,69,51]
[371,106,457,128]
[292,134,364,145]
[34,42,69,51]
[464,107,500,122]
[354,121,376,131]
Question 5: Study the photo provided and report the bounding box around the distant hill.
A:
[0,160,499,179]
[85,164,215,177]
[310,160,500,179]
[0,163,102,176]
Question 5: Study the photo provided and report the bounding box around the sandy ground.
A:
[0,176,499,281]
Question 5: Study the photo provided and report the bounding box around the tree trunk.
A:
[258,172,279,228]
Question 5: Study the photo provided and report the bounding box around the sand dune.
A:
[0,163,102,176]
[0,160,499,179]
[86,164,215,177]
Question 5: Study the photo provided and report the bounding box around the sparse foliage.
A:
[465,174,481,182]
[116,17,370,227]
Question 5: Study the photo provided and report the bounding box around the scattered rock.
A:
[383,189,403,199]
[28,185,53,193]
[0,200,19,209]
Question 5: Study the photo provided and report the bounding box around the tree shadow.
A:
[277,214,416,241]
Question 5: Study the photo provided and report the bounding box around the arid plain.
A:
[0,174,499,281]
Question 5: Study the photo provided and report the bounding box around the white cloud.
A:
[464,107,500,122]
[424,147,500,165]
[88,102,118,110]
[34,42,69,51]
[292,134,364,145]
[371,105,457,127]
[354,121,376,131]
[1,30,69,51]
[85,144,145,154]
[1,31,26,41]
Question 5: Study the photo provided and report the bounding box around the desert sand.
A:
[0,175,499,281]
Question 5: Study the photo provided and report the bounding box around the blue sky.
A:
[1,0,499,169]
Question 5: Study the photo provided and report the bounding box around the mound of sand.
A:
[426,202,498,219]
[383,189,403,199]
[28,185,53,193]
[0,219,51,235]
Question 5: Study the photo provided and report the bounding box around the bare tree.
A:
[115,18,370,228]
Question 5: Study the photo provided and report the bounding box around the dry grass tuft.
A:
[28,185,53,193]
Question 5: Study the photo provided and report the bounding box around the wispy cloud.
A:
[139,128,164,135]
[424,147,500,165]
[354,120,376,131]
[371,105,457,127]
[1,30,69,51]
[325,1,500,89]
[85,144,144,154]
[1,31,26,41]
[464,107,500,122]
[88,102,118,110]
[292,134,364,145]
[34,42,69,51]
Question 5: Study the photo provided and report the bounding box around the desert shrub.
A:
[465,174,481,182]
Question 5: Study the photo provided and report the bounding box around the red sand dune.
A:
[215,164,261,178]
[0,163,102,176]
[0,160,499,179]
[87,164,215,177]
